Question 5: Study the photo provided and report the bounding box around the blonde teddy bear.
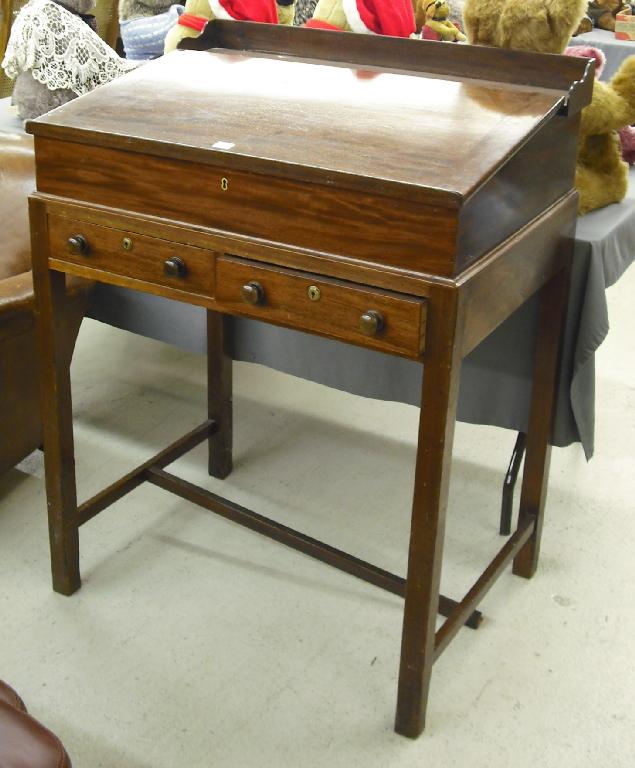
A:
[305,0,417,36]
[164,0,295,53]
[463,0,635,214]
[418,0,466,41]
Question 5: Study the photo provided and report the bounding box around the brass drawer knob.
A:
[359,310,385,336]
[164,257,187,277]
[241,281,265,305]
[67,235,89,256]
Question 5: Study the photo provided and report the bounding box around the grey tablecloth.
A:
[568,28,635,80]
[2,98,633,458]
[85,177,634,459]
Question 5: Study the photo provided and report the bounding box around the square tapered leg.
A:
[395,286,465,738]
[207,310,233,479]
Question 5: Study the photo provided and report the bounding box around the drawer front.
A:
[216,257,426,358]
[48,216,215,296]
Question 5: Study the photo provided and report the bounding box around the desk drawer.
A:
[216,257,426,358]
[47,216,215,296]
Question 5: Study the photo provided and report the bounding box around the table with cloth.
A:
[569,28,635,80]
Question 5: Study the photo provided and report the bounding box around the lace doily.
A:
[1,0,131,96]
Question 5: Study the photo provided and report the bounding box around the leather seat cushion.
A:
[0,682,71,768]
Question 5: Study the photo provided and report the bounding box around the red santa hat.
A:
[342,0,416,37]
[208,0,279,23]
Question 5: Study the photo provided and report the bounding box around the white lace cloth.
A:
[1,0,131,95]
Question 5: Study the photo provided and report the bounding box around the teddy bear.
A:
[119,1,185,60]
[573,12,594,34]
[418,0,466,41]
[305,0,416,35]
[164,0,295,53]
[463,0,635,214]
[565,44,635,166]
[1,0,133,120]
[587,0,632,31]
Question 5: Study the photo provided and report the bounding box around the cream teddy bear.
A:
[164,0,295,53]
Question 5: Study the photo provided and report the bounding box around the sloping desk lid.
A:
[28,22,592,209]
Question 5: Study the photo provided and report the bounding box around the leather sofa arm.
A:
[0,270,34,316]
[0,271,94,341]
[0,681,72,768]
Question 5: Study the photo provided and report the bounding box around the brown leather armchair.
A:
[0,680,72,767]
[0,132,91,476]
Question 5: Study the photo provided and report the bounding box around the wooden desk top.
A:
[32,49,565,204]
[28,23,593,277]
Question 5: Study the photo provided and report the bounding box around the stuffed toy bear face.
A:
[413,0,464,27]
[423,0,452,22]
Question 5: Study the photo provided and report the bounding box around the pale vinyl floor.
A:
[0,265,633,768]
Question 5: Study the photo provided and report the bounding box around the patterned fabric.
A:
[293,0,317,25]
[2,0,131,94]
[120,4,183,59]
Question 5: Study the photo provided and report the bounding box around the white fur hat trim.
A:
[342,0,377,35]
[208,0,234,20]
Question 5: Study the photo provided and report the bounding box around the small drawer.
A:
[216,256,426,358]
[47,216,214,296]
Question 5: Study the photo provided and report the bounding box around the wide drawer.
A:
[47,216,215,297]
[216,256,426,358]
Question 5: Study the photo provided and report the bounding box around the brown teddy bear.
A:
[588,0,632,31]
[463,0,635,214]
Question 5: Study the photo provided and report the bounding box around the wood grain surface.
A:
[216,255,426,359]
[28,22,589,737]
[28,48,566,204]
[35,138,459,275]
[48,215,216,297]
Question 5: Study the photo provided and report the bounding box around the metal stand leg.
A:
[500,432,526,536]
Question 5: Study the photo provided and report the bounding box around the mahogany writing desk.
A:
[27,23,593,738]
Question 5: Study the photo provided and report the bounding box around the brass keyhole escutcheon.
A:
[307,285,321,302]
[221,177,229,191]
[122,237,133,251]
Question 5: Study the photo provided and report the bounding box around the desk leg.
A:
[30,198,81,596]
[395,287,464,738]
[207,311,233,479]
[513,265,569,579]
